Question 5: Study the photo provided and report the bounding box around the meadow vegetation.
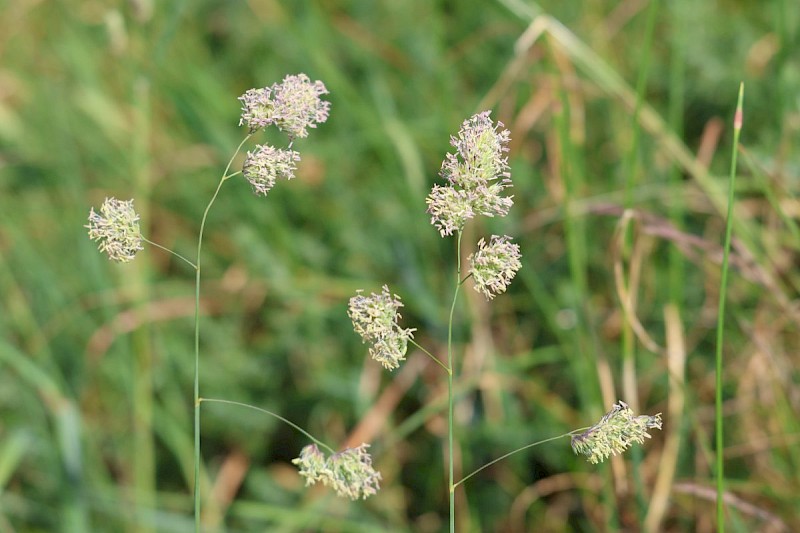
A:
[1,0,798,531]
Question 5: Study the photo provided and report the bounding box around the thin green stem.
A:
[715,82,744,533]
[447,231,463,533]
[199,398,335,454]
[409,338,451,373]
[453,430,586,490]
[194,134,251,533]
[141,237,197,270]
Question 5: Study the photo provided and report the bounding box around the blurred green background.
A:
[2,0,799,531]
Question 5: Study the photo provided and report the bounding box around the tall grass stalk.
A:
[192,134,251,532]
[446,231,463,533]
[84,75,400,530]
[349,111,526,530]
[715,82,744,532]
[348,102,665,529]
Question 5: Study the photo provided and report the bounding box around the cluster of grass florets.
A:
[238,73,330,139]
[348,285,416,370]
[239,74,330,196]
[293,443,382,500]
[426,111,513,238]
[428,111,521,299]
[85,197,144,263]
[571,401,663,464]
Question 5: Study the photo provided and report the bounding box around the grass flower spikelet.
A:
[469,235,522,300]
[348,285,415,370]
[292,443,381,500]
[239,74,330,138]
[570,401,663,464]
[293,444,328,486]
[325,444,382,500]
[426,185,476,238]
[270,73,330,139]
[242,144,301,196]
[238,86,274,134]
[426,111,513,237]
[441,110,511,190]
[86,197,144,263]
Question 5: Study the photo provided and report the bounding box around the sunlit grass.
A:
[1,0,798,531]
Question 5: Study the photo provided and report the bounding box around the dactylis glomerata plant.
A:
[87,76,662,530]
[87,74,381,531]
[347,111,662,531]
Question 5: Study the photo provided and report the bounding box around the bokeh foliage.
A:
[1,0,799,531]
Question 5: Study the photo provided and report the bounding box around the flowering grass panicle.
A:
[242,144,301,196]
[426,111,513,237]
[293,444,328,486]
[348,285,415,370]
[238,73,330,138]
[441,110,511,189]
[469,235,522,300]
[269,73,331,139]
[570,401,663,464]
[293,444,381,500]
[425,185,475,238]
[238,86,274,134]
[86,197,144,263]
[325,444,382,500]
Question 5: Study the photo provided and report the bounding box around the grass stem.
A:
[715,82,744,533]
[193,134,251,533]
[447,231,463,533]
[141,237,197,270]
[409,338,451,373]
[453,431,584,490]
[200,398,335,454]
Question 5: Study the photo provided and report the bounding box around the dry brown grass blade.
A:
[612,209,666,356]
[673,483,790,532]
[487,13,732,221]
[210,449,250,525]
[590,203,772,287]
[86,296,207,360]
[644,304,686,532]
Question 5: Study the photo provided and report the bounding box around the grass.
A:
[2,0,799,531]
